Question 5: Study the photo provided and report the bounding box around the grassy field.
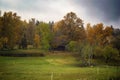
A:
[0,51,120,80]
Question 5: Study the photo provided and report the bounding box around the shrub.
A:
[81,43,94,66]
[94,46,103,58]
[103,46,119,63]
[66,41,77,52]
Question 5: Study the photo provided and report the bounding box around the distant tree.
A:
[49,21,54,32]
[86,23,95,45]
[66,41,78,52]
[112,37,120,53]
[81,43,94,66]
[18,20,28,49]
[103,46,119,63]
[36,22,52,51]
[34,34,40,48]
[61,12,85,41]
[86,23,113,46]
[94,46,103,58]
[52,20,68,49]
[26,18,36,45]
[21,34,27,49]
[102,26,113,45]
[112,28,120,54]
[0,11,21,49]
[52,12,86,49]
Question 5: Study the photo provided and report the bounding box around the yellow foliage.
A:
[86,23,113,46]
[34,34,40,48]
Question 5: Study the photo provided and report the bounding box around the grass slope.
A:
[0,51,120,80]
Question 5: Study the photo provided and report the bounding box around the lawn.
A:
[0,51,120,80]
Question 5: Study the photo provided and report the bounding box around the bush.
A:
[66,41,77,52]
[103,46,119,63]
[94,46,103,58]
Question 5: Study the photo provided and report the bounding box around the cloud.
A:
[0,0,120,28]
[74,0,120,27]
[0,0,21,9]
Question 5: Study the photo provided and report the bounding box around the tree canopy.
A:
[0,11,119,65]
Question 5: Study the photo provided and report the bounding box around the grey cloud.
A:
[0,0,119,28]
[75,0,120,24]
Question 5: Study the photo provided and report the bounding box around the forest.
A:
[0,11,120,80]
[0,11,120,65]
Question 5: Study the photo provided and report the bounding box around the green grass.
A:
[0,52,120,80]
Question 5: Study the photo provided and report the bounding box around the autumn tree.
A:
[34,34,40,48]
[52,20,68,48]
[102,26,113,46]
[52,12,86,49]
[0,11,21,49]
[17,21,28,49]
[61,12,85,41]
[0,14,2,48]
[21,34,27,49]
[86,23,95,45]
[86,23,113,46]
[26,18,36,45]
[86,23,115,65]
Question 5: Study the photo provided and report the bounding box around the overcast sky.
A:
[0,0,120,28]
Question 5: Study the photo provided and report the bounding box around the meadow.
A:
[0,51,119,80]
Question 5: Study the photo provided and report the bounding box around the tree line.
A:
[0,11,120,65]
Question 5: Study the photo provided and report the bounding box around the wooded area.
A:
[0,11,120,66]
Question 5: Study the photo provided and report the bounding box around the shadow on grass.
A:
[0,50,45,57]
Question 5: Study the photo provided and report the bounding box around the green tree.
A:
[103,46,119,63]
[66,41,78,52]
[81,43,94,66]
[94,46,103,58]
[36,22,52,51]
